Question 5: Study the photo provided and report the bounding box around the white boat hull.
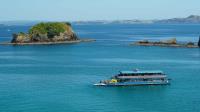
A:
[94,81,169,86]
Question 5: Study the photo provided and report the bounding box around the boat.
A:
[94,69,170,86]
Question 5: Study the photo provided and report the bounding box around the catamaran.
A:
[94,69,170,86]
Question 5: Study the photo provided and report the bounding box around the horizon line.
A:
[0,15,199,23]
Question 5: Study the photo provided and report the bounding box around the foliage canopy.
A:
[29,22,71,38]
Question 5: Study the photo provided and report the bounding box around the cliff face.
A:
[12,33,30,43]
[11,22,79,43]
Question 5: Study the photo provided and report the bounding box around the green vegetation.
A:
[29,22,70,38]
[18,32,26,36]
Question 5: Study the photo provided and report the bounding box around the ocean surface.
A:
[0,23,200,112]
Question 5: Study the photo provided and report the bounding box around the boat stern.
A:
[93,83,107,86]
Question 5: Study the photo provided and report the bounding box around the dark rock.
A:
[31,34,49,42]
[198,37,200,47]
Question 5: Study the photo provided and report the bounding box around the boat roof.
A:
[119,70,164,74]
[117,75,167,79]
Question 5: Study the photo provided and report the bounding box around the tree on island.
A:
[29,22,73,39]
[198,36,200,47]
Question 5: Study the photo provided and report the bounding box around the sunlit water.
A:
[0,24,200,112]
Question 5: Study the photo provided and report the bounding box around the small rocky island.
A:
[1,22,94,45]
[132,38,200,48]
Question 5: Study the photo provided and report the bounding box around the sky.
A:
[0,0,200,21]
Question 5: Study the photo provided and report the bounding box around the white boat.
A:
[94,70,170,86]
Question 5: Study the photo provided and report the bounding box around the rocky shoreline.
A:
[0,39,95,45]
[131,38,200,48]
[133,42,199,48]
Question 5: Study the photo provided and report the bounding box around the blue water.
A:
[0,24,200,112]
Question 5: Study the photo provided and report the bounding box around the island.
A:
[0,22,94,45]
[131,38,200,48]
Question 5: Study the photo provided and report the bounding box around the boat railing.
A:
[117,75,167,79]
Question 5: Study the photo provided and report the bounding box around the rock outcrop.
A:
[11,22,79,43]
[137,38,177,45]
[162,38,177,44]
[198,37,200,47]
[133,38,198,48]
[11,33,30,43]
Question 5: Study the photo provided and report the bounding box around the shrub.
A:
[29,22,70,38]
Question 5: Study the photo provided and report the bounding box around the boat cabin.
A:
[118,70,164,76]
[114,70,167,82]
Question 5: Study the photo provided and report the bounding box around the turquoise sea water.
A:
[0,24,200,112]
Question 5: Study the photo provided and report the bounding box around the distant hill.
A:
[155,15,200,24]
[73,15,200,24]
[1,15,200,25]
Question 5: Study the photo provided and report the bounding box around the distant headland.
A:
[0,22,94,45]
[155,15,200,24]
